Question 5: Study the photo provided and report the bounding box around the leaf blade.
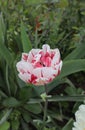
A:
[21,22,32,53]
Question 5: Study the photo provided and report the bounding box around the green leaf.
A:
[19,86,32,101]
[15,34,23,52]
[0,43,13,65]
[24,103,42,114]
[21,22,32,52]
[62,119,74,130]
[64,43,85,60]
[0,109,12,125]
[59,59,85,78]
[65,86,77,96]
[32,85,45,96]
[22,111,32,123]
[0,121,10,130]
[0,13,5,43]
[0,14,13,65]
[0,90,7,98]
[3,97,21,107]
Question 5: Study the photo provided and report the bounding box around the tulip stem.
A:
[41,85,48,129]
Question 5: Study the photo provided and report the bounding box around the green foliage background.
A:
[0,0,85,130]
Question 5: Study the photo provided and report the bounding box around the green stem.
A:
[43,98,48,127]
[65,78,75,88]
[41,85,48,130]
[27,95,85,104]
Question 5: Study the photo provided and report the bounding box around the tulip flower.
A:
[16,44,62,86]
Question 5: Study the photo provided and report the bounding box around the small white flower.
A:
[72,104,85,130]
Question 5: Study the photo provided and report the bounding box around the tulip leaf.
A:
[0,90,7,98]
[0,109,12,125]
[62,118,74,130]
[65,86,77,96]
[0,14,13,65]
[22,111,32,123]
[19,86,32,101]
[64,43,85,60]
[59,59,85,78]
[0,13,5,43]
[21,22,32,53]
[24,103,42,114]
[0,43,13,65]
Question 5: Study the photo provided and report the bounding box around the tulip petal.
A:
[42,67,57,79]
[32,54,41,64]
[51,48,60,66]
[22,53,28,61]
[27,49,41,62]
[18,73,31,83]
[16,61,33,73]
[42,44,50,54]
[59,61,63,71]
[32,68,42,78]
[30,49,41,56]
[35,77,48,85]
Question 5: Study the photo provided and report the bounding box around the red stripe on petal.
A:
[29,74,37,84]
[22,54,28,61]
[34,62,43,68]
[20,69,25,74]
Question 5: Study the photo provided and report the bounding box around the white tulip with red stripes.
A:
[16,44,62,86]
